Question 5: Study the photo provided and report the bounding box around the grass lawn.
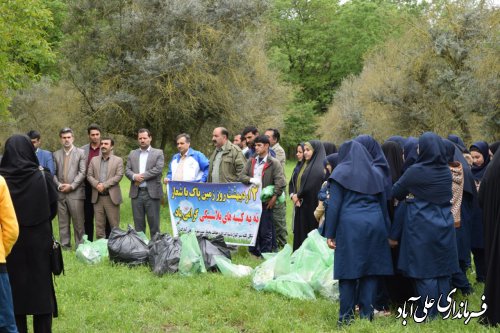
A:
[50,161,495,332]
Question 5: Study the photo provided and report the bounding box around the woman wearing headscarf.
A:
[315,153,339,235]
[0,135,58,333]
[291,140,326,251]
[354,135,392,198]
[489,141,500,157]
[386,136,406,150]
[478,150,500,326]
[402,137,418,172]
[321,141,337,156]
[381,141,413,308]
[443,139,473,296]
[469,141,490,284]
[392,132,458,319]
[289,143,304,227]
[324,141,393,325]
[448,134,473,166]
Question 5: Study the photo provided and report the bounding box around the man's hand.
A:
[163,178,169,184]
[96,183,105,193]
[59,184,72,193]
[249,178,261,187]
[266,195,277,210]
[327,238,336,250]
[134,174,145,183]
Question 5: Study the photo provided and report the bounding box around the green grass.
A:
[49,161,496,332]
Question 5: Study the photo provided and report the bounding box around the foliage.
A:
[268,0,418,113]
[62,0,290,151]
[0,0,61,120]
[320,1,499,144]
[281,101,318,156]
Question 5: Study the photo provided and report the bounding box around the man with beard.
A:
[208,127,245,183]
[87,137,124,239]
[53,127,86,248]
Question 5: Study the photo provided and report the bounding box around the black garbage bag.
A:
[108,226,149,266]
[197,235,232,271]
[148,233,182,276]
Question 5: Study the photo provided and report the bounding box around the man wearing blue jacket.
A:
[163,133,209,183]
[27,130,55,175]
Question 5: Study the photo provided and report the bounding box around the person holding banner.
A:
[239,135,286,257]
[164,133,209,183]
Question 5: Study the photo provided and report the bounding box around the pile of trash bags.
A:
[76,226,338,302]
[103,226,232,276]
[252,230,339,301]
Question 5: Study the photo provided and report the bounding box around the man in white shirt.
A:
[125,129,164,237]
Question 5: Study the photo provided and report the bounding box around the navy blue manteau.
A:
[325,140,393,279]
[392,132,458,279]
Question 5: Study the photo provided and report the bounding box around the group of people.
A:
[0,124,498,331]
[287,133,499,326]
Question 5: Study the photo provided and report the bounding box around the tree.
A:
[62,0,290,151]
[0,0,58,121]
[268,0,419,112]
[319,1,499,144]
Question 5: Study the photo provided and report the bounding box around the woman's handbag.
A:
[51,237,64,276]
[40,167,65,276]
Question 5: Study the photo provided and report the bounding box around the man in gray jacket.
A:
[53,127,86,248]
[125,128,164,237]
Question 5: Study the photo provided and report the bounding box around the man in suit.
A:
[81,124,102,241]
[26,130,55,175]
[125,128,164,237]
[53,127,86,248]
[87,137,123,239]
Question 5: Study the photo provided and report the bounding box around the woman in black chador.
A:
[0,135,58,333]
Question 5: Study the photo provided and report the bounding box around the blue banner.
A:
[167,181,262,246]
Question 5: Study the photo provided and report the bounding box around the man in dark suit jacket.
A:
[125,128,164,237]
[27,130,55,175]
[87,137,123,239]
[81,124,102,241]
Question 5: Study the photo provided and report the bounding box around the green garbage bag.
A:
[292,229,333,266]
[310,264,339,301]
[136,231,149,245]
[290,248,324,284]
[261,252,277,260]
[76,235,102,264]
[214,256,253,277]
[263,273,316,300]
[260,185,285,204]
[92,238,109,258]
[179,231,207,275]
[252,244,292,290]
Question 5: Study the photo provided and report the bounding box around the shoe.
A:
[373,309,392,317]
